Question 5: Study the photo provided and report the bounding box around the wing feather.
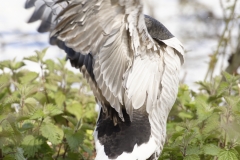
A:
[93,25,131,118]
[25,0,37,8]
[25,0,69,33]
[27,0,184,135]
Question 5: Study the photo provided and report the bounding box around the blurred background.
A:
[0,1,240,159]
[0,0,240,89]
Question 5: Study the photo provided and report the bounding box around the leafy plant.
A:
[0,49,97,160]
[1,49,240,160]
[160,73,240,160]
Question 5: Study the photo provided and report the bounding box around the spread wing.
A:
[26,0,184,132]
[25,0,71,32]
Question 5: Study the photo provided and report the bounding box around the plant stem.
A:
[62,145,69,158]
[55,142,63,160]
[205,0,238,80]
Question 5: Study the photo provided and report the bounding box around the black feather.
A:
[97,108,151,159]
[28,4,46,23]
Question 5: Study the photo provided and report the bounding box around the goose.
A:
[25,0,184,159]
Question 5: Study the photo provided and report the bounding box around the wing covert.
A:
[49,0,157,119]
[26,0,184,124]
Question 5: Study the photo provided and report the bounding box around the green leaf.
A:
[217,81,229,96]
[46,73,62,82]
[170,130,184,141]
[222,121,240,142]
[57,58,66,67]
[203,144,223,156]
[0,73,11,84]
[196,81,212,94]
[65,152,81,160]
[19,71,38,84]
[224,96,240,110]
[222,72,233,82]
[24,55,38,63]
[44,83,58,92]
[15,147,26,160]
[55,91,66,108]
[40,123,63,145]
[64,127,84,151]
[33,92,46,105]
[66,102,83,120]
[202,113,220,134]
[45,59,55,72]
[81,123,94,131]
[177,84,192,106]
[15,84,38,99]
[66,71,81,84]
[235,146,240,157]
[12,62,25,70]
[36,48,48,62]
[44,104,63,116]
[37,142,54,158]
[30,109,44,120]
[20,122,34,131]
[21,135,43,158]
[3,155,15,160]
[62,115,78,126]
[195,95,213,121]
[0,60,11,69]
[183,155,200,160]
[25,97,38,108]
[218,150,238,160]
[80,144,93,154]
[186,145,202,155]
[178,112,193,119]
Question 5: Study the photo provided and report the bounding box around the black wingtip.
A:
[37,14,53,33]
[25,0,36,9]
[28,4,46,23]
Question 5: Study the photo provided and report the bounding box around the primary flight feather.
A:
[25,0,184,159]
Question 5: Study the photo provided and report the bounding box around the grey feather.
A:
[28,3,45,23]
[25,0,37,8]
[144,15,174,40]
[26,0,184,159]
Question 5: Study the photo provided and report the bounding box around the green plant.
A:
[160,72,240,160]
[1,49,240,160]
[0,49,97,160]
